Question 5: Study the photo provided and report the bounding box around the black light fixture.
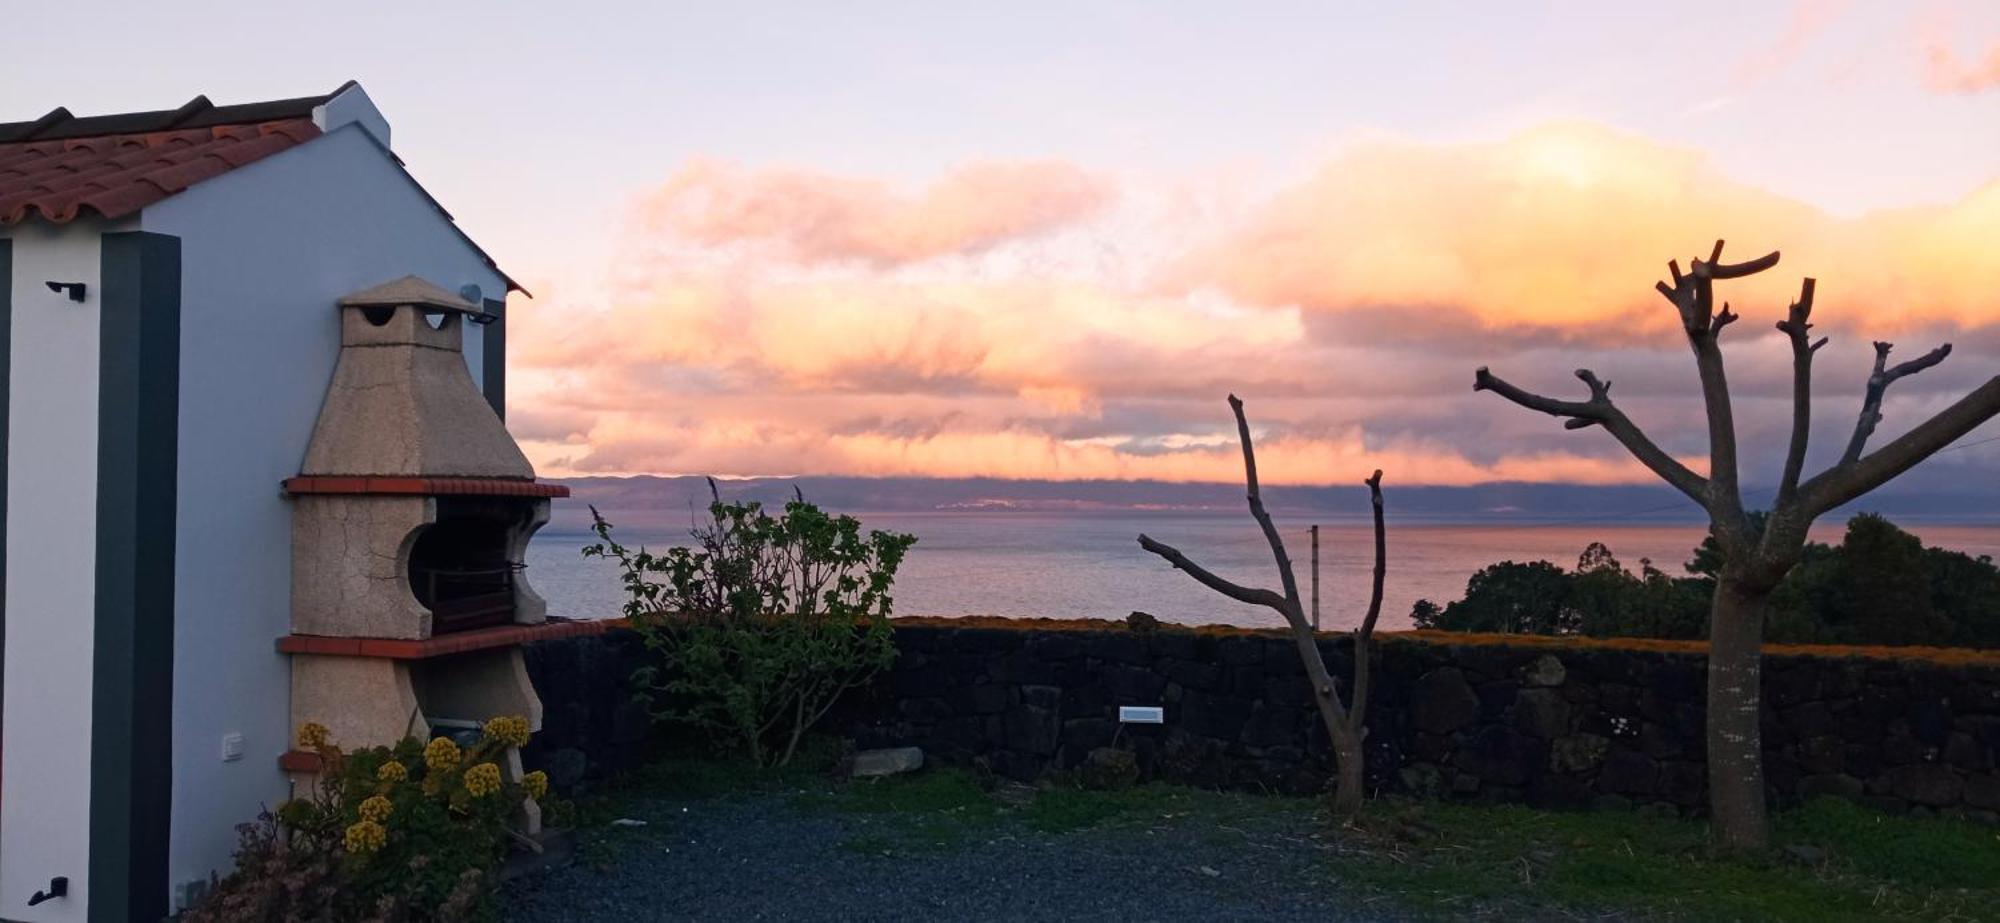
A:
[460,283,497,325]
[27,876,67,906]
[44,280,85,302]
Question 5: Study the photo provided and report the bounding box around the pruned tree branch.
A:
[1774,278,1822,508]
[1358,469,1387,640]
[1135,534,1287,612]
[1135,395,1388,816]
[1699,245,1782,280]
[1473,367,1709,504]
[1838,340,1954,465]
[1228,393,1307,614]
[1654,240,1780,340]
[1350,469,1387,726]
[1803,373,2000,515]
[1651,241,1776,528]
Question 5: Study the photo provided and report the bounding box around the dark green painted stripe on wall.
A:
[90,231,179,923]
[0,239,10,779]
[481,296,505,421]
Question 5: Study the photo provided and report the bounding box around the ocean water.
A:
[525,510,2000,632]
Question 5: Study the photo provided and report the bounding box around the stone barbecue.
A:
[277,276,581,834]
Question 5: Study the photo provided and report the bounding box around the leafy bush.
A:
[188,720,548,922]
[585,485,916,766]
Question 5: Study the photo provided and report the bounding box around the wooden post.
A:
[1309,524,1320,630]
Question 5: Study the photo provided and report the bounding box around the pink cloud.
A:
[1733,0,1849,87]
[1924,37,2000,93]
[637,159,1115,267]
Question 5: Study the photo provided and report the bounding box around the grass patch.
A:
[1022,782,1302,833]
[795,767,1007,850]
[1336,797,2000,921]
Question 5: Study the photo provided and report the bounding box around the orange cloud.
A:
[515,273,1303,401]
[1172,122,2000,340]
[512,123,1999,487]
[637,159,1114,266]
[1925,37,2000,93]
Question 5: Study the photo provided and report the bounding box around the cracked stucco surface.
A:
[292,494,435,639]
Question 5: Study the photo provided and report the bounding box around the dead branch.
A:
[1838,340,1954,465]
[1473,367,1708,504]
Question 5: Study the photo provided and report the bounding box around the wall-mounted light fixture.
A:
[27,876,67,906]
[44,281,86,302]
[460,283,498,325]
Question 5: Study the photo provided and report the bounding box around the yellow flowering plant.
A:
[228,717,561,921]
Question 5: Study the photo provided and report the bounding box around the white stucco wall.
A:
[0,219,112,922]
[140,123,508,903]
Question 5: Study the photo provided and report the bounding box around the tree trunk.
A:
[1707,576,1770,851]
[1330,723,1365,817]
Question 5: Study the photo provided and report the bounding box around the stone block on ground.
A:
[1080,747,1140,789]
[850,747,925,778]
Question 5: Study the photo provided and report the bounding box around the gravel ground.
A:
[505,787,1406,922]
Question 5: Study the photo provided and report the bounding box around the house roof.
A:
[0,83,523,293]
[0,119,321,227]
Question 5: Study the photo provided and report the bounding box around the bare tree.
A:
[1138,395,1387,816]
[1474,241,2000,851]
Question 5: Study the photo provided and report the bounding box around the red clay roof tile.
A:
[0,119,320,225]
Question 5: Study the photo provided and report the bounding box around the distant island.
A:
[548,474,2000,529]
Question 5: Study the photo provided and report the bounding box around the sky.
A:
[5,1,1999,489]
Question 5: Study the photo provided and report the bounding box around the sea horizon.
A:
[527,507,2000,632]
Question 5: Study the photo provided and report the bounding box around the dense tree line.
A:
[1411,514,2000,649]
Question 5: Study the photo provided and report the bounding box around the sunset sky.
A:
[8,2,1999,488]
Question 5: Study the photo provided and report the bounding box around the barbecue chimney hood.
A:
[301,275,530,479]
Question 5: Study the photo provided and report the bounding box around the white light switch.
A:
[221,733,245,762]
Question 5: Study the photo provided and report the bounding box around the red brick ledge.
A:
[278,750,323,773]
[282,476,570,498]
[277,618,626,660]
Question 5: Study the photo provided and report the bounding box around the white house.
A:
[0,82,524,921]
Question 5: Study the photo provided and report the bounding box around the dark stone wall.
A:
[525,621,2000,820]
[519,630,656,790]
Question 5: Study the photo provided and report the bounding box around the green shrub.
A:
[1413,514,2000,648]
[585,485,915,766]
[188,719,549,922]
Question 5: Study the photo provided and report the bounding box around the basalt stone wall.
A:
[526,621,2000,819]
[520,629,657,791]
